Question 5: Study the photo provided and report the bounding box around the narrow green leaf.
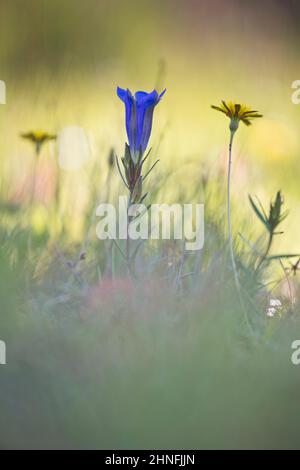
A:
[143,159,160,181]
[267,254,300,261]
[116,155,129,189]
[248,194,269,230]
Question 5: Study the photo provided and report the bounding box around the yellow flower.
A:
[211,100,262,132]
[21,130,56,154]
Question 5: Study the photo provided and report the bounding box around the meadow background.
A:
[1,0,300,449]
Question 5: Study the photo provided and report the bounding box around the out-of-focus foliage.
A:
[1,0,300,450]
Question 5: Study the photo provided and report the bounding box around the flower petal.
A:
[117,86,127,102]
[211,105,227,115]
[117,87,136,151]
[241,118,252,126]
[135,91,148,102]
[159,88,167,99]
[139,105,156,153]
[136,91,160,152]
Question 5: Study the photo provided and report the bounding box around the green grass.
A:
[1,158,300,449]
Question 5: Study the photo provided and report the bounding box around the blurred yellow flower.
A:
[21,130,56,154]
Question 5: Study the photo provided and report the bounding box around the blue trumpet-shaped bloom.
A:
[117,87,166,157]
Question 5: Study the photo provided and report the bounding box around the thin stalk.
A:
[28,150,38,256]
[227,131,252,332]
[126,223,130,263]
[126,191,139,277]
[227,131,240,289]
[256,232,273,272]
[279,259,294,312]
[126,193,132,270]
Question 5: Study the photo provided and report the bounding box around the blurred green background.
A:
[1,0,300,450]
[1,0,300,249]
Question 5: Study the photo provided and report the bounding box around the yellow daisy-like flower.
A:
[21,130,56,144]
[21,130,56,154]
[211,100,262,132]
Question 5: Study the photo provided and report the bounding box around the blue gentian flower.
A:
[117,87,166,161]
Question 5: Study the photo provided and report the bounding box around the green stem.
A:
[227,132,239,288]
[227,131,252,332]
[126,193,132,270]
[31,151,38,205]
[256,232,273,272]
[28,150,38,256]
